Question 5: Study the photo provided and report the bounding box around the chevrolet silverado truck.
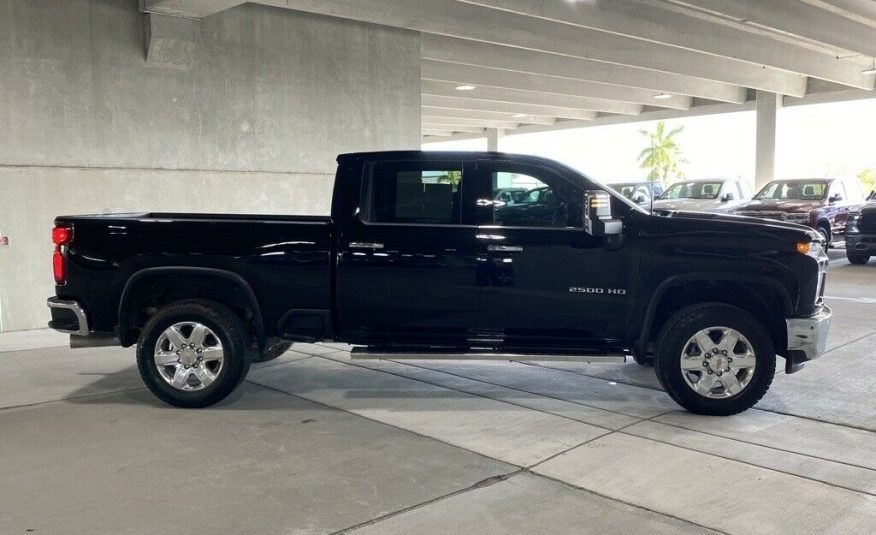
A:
[48,151,832,415]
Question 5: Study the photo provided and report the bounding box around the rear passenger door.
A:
[336,159,481,345]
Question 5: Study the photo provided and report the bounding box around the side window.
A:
[844,179,864,202]
[490,165,579,228]
[368,161,462,224]
[828,181,846,201]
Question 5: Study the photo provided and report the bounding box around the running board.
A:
[350,347,627,363]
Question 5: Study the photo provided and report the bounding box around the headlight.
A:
[797,240,828,263]
[847,212,861,234]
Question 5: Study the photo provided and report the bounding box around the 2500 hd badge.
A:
[570,287,627,295]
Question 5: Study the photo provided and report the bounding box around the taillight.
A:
[52,225,71,285]
[53,250,65,284]
[52,226,71,246]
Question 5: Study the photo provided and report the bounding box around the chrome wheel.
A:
[154,322,224,391]
[679,326,756,399]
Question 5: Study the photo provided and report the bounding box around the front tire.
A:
[847,252,870,265]
[137,299,252,408]
[817,225,831,246]
[654,303,775,416]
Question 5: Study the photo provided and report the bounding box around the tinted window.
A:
[660,181,723,200]
[491,165,579,228]
[755,180,828,200]
[368,162,462,224]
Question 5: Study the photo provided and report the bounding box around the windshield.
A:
[755,180,828,201]
[659,181,722,200]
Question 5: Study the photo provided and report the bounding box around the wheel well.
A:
[646,280,787,354]
[119,271,261,347]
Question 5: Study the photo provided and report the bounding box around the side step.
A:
[350,347,627,363]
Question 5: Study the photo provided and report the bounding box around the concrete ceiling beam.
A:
[421,124,487,134]
[422,34,747,104]
[422,59,692,110]
[141,0,244,19]
[422,115,520,129]
[422,80,643,116]
[254,0,807,96]
[422,106,556,125]
[421,95,598,121]
[671,0,876,60]
[462,0,872,90]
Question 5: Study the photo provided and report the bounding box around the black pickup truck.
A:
[48,151,832,415]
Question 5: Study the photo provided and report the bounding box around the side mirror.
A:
[721,192,735,202]
[829,193,842,203]
[583,190,622,237]
[633,194,646,204]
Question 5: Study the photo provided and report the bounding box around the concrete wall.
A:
[0,0,421,331]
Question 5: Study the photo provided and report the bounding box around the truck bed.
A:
[55,212,334,337]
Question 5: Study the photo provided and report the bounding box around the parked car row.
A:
[610,177,872,262]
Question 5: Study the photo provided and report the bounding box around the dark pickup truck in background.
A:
[48,151,832,415]
[845,190,876,264]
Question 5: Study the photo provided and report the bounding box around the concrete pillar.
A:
[755,91,782,189]
[486,128,504,152]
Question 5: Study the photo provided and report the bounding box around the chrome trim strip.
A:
[350,347,626,362]
[786,305,832,361]
[487,244,524,252]
[47,297,90,336]
[348,242,384,250]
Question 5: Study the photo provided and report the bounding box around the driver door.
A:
[475,160,634,348]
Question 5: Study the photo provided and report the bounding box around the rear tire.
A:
[847,252,870,265]
[654,303,775,416]
[137,299,252,408]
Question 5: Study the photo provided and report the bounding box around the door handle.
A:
[349,242,384,250]
[487,244,523,252]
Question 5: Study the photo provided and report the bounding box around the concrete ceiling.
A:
[143,0,876,141]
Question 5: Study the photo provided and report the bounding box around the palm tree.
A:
[857,168,876,196]
[436,170,462,191]
[637,121,687,186]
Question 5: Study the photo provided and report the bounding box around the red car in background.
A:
[733,178,866,245]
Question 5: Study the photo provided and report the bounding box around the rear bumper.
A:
[47,297,89,336]
[785,305,832,373]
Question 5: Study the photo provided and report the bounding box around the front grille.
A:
[859,213,876,234]
[738,211,787,221]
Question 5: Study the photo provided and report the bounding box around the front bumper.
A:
[785,305,832,373]
[47,297,89,336]
[845,235,876,254]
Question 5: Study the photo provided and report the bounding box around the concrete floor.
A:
[2,252,875,534]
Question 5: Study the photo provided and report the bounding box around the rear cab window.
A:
[365,161,466,225]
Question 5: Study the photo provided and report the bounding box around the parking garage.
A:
[2,1,876,533]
